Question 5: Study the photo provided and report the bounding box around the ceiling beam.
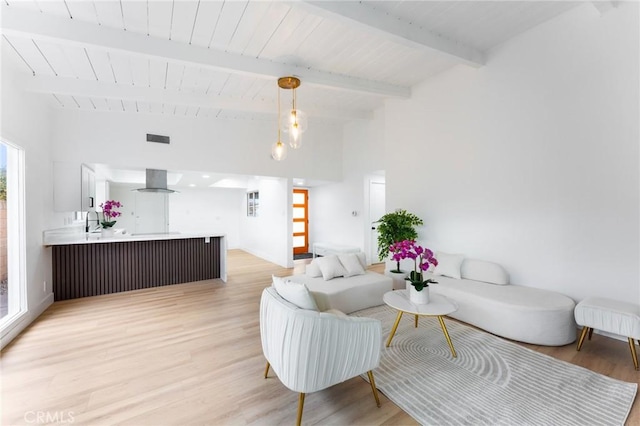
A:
[1,4,409,98]
[296,1,484,68]
[591,1,617,15]
[20,74,373,120]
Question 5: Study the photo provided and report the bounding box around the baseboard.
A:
[0,293,54,350]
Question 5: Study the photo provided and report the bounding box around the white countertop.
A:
[43,230,225,246]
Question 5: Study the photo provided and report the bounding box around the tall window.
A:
[247,191,259,217]
[0,140,26,328]
[0,144,7,319]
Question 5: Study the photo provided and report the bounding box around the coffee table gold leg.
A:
[386,311,404,347]
[437,316,457,358]
[415,315,419,328]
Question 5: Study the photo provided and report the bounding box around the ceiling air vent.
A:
[146,133,170,144]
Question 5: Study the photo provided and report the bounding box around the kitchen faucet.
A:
[85,210,100,233]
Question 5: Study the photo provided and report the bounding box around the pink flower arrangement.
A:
[389,239,438,291]
[100,200,122,229]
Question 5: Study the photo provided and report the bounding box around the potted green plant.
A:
[374,209,423,272]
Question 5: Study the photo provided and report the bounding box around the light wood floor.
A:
[2,250,638,425]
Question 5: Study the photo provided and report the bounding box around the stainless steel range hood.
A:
[136,169,176,193]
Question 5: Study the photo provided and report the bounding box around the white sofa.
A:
[428,257,577,346]
[285,253,393,314]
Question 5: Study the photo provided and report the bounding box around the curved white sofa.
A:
[285,253,393,314]
[428,258,577,346]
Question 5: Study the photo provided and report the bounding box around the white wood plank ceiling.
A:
[1,0,587,123]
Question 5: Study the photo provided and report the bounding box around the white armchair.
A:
[260,286,382,425]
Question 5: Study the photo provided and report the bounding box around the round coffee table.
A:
[383,290,459,357]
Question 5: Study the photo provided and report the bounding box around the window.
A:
[247,191,259,217]
[0,140,26,330]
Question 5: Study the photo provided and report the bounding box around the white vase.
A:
[407,280,430,304]
[101,228,114,238]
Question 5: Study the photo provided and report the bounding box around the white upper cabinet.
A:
[53,162,96,212]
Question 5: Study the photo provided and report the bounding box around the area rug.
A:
[351,304,637,425]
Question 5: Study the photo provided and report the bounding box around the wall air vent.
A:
[146,133,170,144]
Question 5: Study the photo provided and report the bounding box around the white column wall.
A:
[239,177,292,268]
[309,108,387,255]
[0,49,54,346]
[384,3,639,302]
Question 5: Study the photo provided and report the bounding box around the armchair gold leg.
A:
[576,326,589,351]
[628,338,639,370]
[264,362,270,378]
[367,370,381,407]
[296,393,305,426]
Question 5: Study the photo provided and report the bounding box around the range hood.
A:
[136,169,176,193]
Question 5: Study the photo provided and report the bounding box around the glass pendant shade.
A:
[288,125,302,149]
[281,109,308,134]
[271,140,287,161]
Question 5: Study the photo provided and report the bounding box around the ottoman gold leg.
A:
[628,338,639,370]
[386,311,404,347]
[588,327,594,340]
[576,326,589,351]
[415,314,419,328]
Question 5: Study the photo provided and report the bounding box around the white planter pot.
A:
[407,280,430,304]
[101,228,114,238]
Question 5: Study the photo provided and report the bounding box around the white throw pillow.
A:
[315,255,346,281]
[339,253,366,277]
[432,252,464,279]
[305,262,322,278]
[272,275,318,310]
[355,252,367,269]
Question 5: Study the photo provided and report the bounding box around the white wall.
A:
[383,3,639,302]
[0,47,54,347]
[309,108,388,260]
[239,177,292,267]
[168,187,244,248]
[51,109,343,183]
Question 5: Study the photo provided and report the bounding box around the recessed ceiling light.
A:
[189,184,196,187]
[202,174,210,178]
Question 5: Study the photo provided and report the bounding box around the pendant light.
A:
[271,81,287,161]
[278,76,308,149]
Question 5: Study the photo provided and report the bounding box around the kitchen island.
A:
[44,231,226,301]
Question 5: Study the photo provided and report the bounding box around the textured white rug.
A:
[352,304,637,426]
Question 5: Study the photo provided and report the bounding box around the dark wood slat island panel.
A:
[52,237,221,301]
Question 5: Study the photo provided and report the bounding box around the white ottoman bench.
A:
[575,297,640,370]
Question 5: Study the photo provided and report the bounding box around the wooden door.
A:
[292,189,308,255]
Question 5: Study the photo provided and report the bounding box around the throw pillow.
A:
[355,252,367,269]
[315,255,346,281]
[432,252,464,279]
[272,275,318,310]
[305,262,322,278]
[338,253,366,277]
